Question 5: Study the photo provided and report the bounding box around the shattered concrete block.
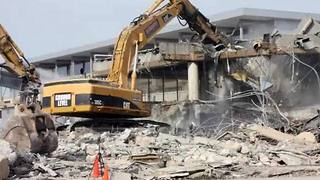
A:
[85,144,99,155]
[248,124,317,145]
[86,154,96,162]
[100,132,111,142]
[135,136,156,147]
[258,153,270,165]
[193,136,220,146]
[156,133,190,145]
[294,132,316,144]
[240,144,250,154]
[247,124,294,142]
[77,133,100,144]
[0,139,17,164]
[120,129,135,143]
[278,153,305,166]
[219,141,242,156]
[111,172,132,180]
[205,152,227,163]
[0,155,9,179]
[131,146,151,155]
[66,131,77,142]
[141,128,158,136]
[65,143,81,154]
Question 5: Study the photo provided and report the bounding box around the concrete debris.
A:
[219,140,242,156]
[0,139,17,164]
[193,136,219,146]
[247,124,317,144]
[120,129,135,143]
[294,132,317,144]
[33,163,58,177]
[6,124,320,180]
[135,135,156,147]
[111,172,132,180]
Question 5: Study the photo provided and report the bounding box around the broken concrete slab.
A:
[76,132,100,145]
[135,135,156,147]
[247,124,317,145]
[111,172,132,180]
[9,122,320,180]
[193,136,220,146]
[294,132,317,144]
[120,129,135,143]
[240,144,250,154]
[85,144,99,155]
[219,140,242,156]
[34,163,58,177]
[247,124,293,141]
[0,139,17,164]
[258,153,271,165]
[156,164,207,179]
[278,153,306,166]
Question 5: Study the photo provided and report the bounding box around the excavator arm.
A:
[0,24,58,153]
[0,25,41,84]
[0,24,41,104]
[107,0,231,89]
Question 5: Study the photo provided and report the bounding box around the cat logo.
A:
[162,13,174,23]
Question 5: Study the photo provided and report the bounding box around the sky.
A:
[1,0,320,58]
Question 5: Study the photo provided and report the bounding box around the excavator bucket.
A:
[0,104,58,153]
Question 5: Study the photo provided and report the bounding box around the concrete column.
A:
[176,78,179,101]
[188,62,199,101]
[147,76,151,102]
[54,63,58,74]
[89,55,93,78]
[239,26,244,40]
[162,71,165,102]
[70,60,75,76]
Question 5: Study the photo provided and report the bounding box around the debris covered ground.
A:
[3,122,320,180]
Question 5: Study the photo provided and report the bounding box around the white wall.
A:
[274,19,299,33]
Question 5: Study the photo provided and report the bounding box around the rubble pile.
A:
[6,124,320,179]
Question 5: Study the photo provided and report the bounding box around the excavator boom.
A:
[107,0,230,88]
[0,24,58,153]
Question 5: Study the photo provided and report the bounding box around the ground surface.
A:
[8,125,320,179]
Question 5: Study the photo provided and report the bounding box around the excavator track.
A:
[68,118,170,132]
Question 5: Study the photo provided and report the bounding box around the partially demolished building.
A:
[2,8,320,180]
[1,8,320,133]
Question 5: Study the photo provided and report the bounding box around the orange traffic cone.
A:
[92,154,101,177]
[102,163,110,180]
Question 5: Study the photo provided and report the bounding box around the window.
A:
[74,61,90,75]
[57,64,70,76]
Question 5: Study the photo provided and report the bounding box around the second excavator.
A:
[0,24,58,153]
[42,0,231,118]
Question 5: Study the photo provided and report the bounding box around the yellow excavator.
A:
[0,24,58,153]
[42,0,231,118]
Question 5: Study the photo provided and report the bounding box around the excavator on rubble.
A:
[0,24,58,153]
[42,0,231,119]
